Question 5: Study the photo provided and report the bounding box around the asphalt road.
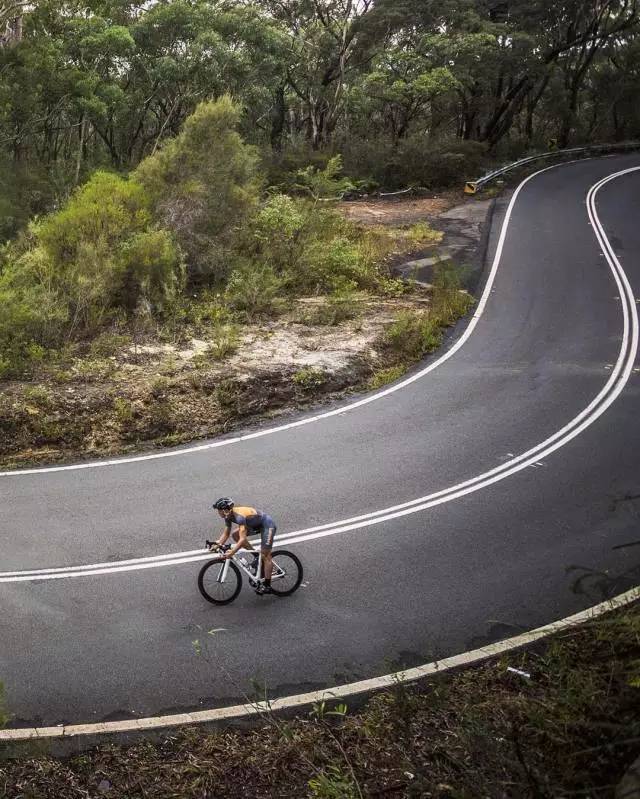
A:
[1,154,639,728]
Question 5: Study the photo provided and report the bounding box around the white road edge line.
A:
[0,159,592,479]
[2,165,638,583]
[1,586,637,740]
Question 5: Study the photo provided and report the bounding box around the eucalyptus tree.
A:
[263,0,384,148]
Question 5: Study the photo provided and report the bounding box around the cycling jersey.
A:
[225,506,266,530]
[226,506,277,549]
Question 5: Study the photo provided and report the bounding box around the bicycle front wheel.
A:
[269,550,303,596]
[198,559,242,604]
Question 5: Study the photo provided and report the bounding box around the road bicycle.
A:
[198,541,303,605]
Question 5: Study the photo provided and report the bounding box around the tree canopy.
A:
[0,0,636,191]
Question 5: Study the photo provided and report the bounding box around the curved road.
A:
[1,155,640,728]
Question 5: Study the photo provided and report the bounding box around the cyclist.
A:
[211,498,277,595]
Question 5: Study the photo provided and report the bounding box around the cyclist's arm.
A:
[215,525,232,548]
[227,524,250,556]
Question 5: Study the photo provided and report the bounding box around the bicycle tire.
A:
[198,559,242,605]
[269,550,303,597]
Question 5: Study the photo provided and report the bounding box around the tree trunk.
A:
[75,115,86,186]
[525,75,550,143]
[270,84,287,152]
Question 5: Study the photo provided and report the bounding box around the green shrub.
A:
[226,261,282,316]
[308,765,359,799]
[384,311,443,361]
[341,135,487,191]
[431,262,474,324]
[191,294,232,326]
[193,325,240,364]
[118,229,185,312]
[251,193,307,273]
[113,396,134,423]
[406,222,443,245]
[294,155,356,200]
[295,284,362,326]
[238,191,394,299]
[23,385,52,407]
[293,366,326,390]
[36,171,150,264]
[292,228,375,294]
[368,365,406,389]
[135,96,260,282]
[90,331,132,358]
[0,171,183,363]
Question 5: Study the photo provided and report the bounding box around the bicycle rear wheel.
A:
[198,559,242,604]
[269,550,303,596]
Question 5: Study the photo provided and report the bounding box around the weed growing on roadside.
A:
[431,261,474,324]
[406,221,443,245]
[113,396,134,424]
[294,294,361,326]
[73,357,117,382]
[368,365,406,389]
[150,375,171,398]
[215,378,238,410]
[22,385,52,408]
[293,367,326,390]
[385,311,443,360]
[90,331,132,358]
[205,325,240,362]
[308,765,360,799]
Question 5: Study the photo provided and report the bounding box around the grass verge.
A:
[1,603,638,797]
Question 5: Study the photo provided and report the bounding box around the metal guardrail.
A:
[464,141,640,194]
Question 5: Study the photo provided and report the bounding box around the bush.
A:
[368,365,406,389]
[90,331,132,358]
[0,278,68,376]
[192,325,240,364]
[239,191,394,298]
[284,209,385,294]
[135,96,260,283]
[113,396,134,423]
[0,171,183,371]
[0,159,58,243]
[251,193,307,273]
[118,229,185,312]
[293,367,326,390]
[294,155,356,200]
[431,262,474,324]
[384,311,443,361]
[341,135,488,191]
[225,261,282,316]
[381,265,472,366]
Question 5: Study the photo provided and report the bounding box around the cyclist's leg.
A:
[261,518,276,584]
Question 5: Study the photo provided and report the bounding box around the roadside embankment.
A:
[1,600,637,798]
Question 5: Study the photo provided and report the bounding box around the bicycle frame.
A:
[211,548,285,585]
